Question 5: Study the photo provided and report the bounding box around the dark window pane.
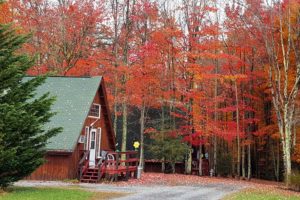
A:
[91,141,95,149]
[89,104,100,118]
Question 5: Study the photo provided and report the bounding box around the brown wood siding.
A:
[80,83,114,151]
[28,81,115,180]
[27,146,81,180]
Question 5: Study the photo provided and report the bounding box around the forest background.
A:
[0,0,299,185]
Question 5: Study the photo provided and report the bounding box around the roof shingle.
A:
[24,76,102,152]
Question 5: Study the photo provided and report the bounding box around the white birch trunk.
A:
[139,103,145,170]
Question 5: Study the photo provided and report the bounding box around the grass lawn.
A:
[224,188,300,200]
[0,187,127,200]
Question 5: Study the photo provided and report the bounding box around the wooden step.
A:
[87,168,98,171]
[82,175,98,178]
[79,167,100,183]
[85,172,98,176]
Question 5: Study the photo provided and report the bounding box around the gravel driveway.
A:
[85,183,242,200]
[15,181,243,200]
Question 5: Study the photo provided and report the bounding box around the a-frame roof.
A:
[24,76,112,152]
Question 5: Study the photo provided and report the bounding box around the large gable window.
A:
[88,104,101,118]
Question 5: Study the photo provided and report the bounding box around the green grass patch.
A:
[224,188,300,200]
[0,187,127,200]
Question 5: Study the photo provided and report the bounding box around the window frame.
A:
[90,130,96,150]
[88,103,101,119]
[96,128,102,158]
[84,126,89,150]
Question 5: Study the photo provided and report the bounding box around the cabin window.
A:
[90,131,96,149]
[88,104,101,118]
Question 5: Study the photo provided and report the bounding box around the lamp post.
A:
[133,140,142,179]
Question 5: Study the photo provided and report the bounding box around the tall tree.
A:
[238,0,300,184]
[12,0,103,75]
[0,24,61,188]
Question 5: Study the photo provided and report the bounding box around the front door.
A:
[89,129,97,167]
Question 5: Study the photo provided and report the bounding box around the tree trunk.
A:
[271,139,280,181]
[277,116,292,186]
[284,120,292,185]
[276,140,280,181]
[121,101,127,152]
[213,136,217,175]
[199,145,202,176]
[247,144,251,180]
[113,86,118,136]
[112,0,119,136]
[171,162,176,174]
[185,147,192,174]
[139,103,145,170]
[162,158,165,173]
[293,122,296,148]
[213,48,219,175]
[242,143,245,179]
[120,0,132,155]
[232,143,235,177]
[161,104,165,173]
[235,81,240,178]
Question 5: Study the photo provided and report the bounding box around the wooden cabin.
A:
[25,77,119,181]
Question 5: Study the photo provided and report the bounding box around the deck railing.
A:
[78,150,90,180]
[102,151,139,181]
[78,150,139,182]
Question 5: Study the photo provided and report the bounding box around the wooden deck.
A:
[79,151,139,183]
[102,151,139,181]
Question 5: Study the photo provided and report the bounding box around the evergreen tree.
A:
[147,130,189,173]
[0,24,61,188]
